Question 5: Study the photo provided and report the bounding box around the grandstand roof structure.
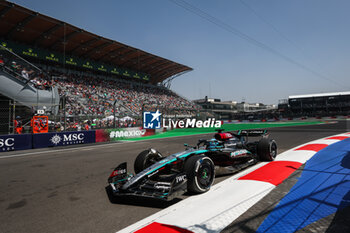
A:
[0,1,192,84]
[289,91,350,99]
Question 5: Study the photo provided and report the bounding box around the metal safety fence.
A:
[0,98,215,135]
[0,99,11,135]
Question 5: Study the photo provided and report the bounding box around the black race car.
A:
[107,129,277,201]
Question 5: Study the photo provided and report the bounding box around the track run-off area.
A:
[0,120,349,233]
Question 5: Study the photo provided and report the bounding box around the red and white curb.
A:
[117,132,350,233]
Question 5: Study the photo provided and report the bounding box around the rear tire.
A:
[257,138,277,161]
[184,156,215,194]
[134,149,163,174]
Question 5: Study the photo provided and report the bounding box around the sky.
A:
[10,0,350,104]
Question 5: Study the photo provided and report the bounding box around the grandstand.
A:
[0,0,199,134]
[278,92,350,118]
[194,97,277,120]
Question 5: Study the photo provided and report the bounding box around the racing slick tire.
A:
[184,156,215,194]
[134,149,163,174]
[257,138,277,161]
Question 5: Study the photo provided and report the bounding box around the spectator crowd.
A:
[53,72,200,118]
[1,48,201,131]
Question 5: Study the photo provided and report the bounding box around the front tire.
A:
[134,149,163,174]
[257,138,277,161]
[184,156,215,194]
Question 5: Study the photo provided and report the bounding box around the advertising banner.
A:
[107,127,155,141]
[95,129,110,143]
[1,40,151,81]
[33,131,96,149]
[0,134,32,152]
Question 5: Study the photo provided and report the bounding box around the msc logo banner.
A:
[32,131,95,149]
[0,138,14,151]
[50,133,85,146]
[143,110,161,129]
[0,134,33,152]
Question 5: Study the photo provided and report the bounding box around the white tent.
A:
[120,116,133,121]
[102,115,118,121]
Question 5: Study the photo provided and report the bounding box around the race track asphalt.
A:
[0,120,348,233]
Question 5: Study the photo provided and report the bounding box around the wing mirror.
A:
[184,143,196,149]
[197,139,207,148]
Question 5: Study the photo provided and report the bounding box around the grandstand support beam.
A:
[163,77,175,89]
[162,70,191,88]
[7,13,38,39]
[81,41,112,58]
[155,66,190,84]
[62,95,67,131]
[33,24,63,45]
[0,3,13,18]
[50,29,81,50]
[113,100,117,128]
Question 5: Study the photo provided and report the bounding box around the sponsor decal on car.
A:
[154,182,171,190]
[147,170,159,178]
[230,149,249,157]
[175,174,187,183]
[110,169,127,178]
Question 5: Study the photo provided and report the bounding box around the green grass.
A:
[123,121,324,141]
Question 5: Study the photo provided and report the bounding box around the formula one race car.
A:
[107,129,277,201]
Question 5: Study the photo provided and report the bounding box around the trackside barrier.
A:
[105,127,155,141]
[0,128,156,152]
[0,134,32,152]
[95,129,110,143]
[32,131,96,149]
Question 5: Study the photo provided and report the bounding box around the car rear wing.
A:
[236,129,268,137]
[215,129,268,141]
